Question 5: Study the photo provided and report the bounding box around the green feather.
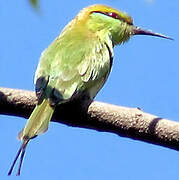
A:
[18,99,54,140]
[8,4,137,175]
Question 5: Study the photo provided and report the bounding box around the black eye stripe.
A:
[92,11,133,25]
[106,12,119,19]
[92,11,119,19]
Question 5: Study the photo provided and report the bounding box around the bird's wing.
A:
[34,35,113,103]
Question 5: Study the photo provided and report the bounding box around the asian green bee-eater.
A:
[8,4,172,175]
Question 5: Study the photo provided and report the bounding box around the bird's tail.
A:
[8,99,54,175]
[18,98,54,140]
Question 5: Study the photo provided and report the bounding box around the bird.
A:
[8,4,172,176]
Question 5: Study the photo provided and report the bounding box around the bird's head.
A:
[76,4,172,45]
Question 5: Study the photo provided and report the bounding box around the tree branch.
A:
[0,87,179,151]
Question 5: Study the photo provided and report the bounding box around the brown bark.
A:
[0,87,179,151]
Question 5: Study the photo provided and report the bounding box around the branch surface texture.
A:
[0,87,179,151]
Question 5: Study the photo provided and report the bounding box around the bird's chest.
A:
[76,37,113,100]
[85,50,113,99]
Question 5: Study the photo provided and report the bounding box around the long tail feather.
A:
[19,99,54,140]
[8,140,29,176]
[8,99,54,175]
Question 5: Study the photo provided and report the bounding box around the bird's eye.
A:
[92,11,133,25]
[92,11,119,20]
[106,12,119,19]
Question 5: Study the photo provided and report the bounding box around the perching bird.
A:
[8,4,172,175]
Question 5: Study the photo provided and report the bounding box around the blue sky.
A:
[0,0,179,179]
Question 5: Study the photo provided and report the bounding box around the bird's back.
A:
[35,21,113,104]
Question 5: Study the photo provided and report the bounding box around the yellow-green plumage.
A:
[19,99,54,139]
[8,4,172,176]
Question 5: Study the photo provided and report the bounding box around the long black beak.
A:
[133,27,173,40]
